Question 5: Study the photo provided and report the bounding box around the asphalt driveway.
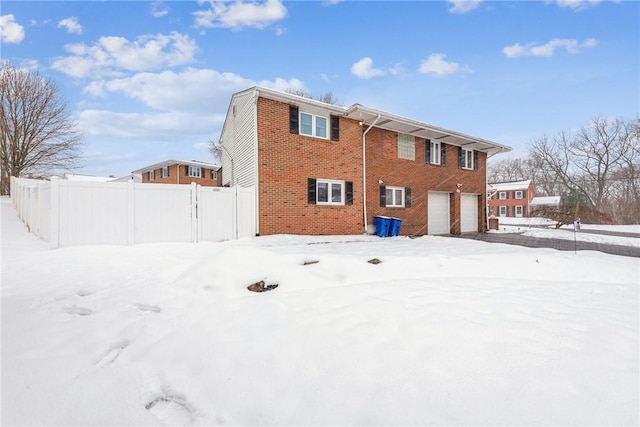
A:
[452,231,640,258]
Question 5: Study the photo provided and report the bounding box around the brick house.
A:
[487,180,535,218]
[132,160,221,187]
[220,86,511,236]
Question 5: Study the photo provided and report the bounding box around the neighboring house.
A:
[63,173,115,182]
[529,196,562,213]
[487,180,535,218]
[220,86,511,236]
[132,160,221,187]
[111,173,142,183]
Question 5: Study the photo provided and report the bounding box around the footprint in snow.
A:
[145,394,194,425]
[65,305,93,316]
[96,339,130,368]
[126,303,162,314]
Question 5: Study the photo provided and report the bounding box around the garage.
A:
[428,192,450,235]
[461,193,479,233]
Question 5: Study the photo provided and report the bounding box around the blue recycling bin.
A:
[388,217,402,237]
[374,216,391,237]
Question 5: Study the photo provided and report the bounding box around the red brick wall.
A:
[256,97,487,236]
[257,97,364,235]
[141,164,221,186]
[365,128,487,235]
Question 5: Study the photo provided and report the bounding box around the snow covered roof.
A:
[63,174,114,182]
[530,196,561,206]
[132,160,221,174]
[489,180,532,191]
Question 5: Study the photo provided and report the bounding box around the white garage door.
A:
[428,192,450,235]
[461,193,479,233]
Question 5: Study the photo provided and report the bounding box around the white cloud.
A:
[51,32,198,78]
[503,38,598,58]
[448,0,483,14]
[350,57,386,80]
[418,54,460,76]
[193,0,287,30]
[150,1,170,17]
[58,17,83,34]
[0,14,25,44]
[555,0,604,10]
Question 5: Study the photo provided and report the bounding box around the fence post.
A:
[49,176,60,249]
[191,182,198,243]
[127,179,135,245]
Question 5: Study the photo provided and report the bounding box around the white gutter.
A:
[362,114,381,234]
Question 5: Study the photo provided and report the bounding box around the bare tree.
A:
[285,88,342,106]
[1,61,83,194]
[209,137,222,164]
[528,117,637,213]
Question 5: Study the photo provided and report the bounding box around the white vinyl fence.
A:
[10,176,256,249]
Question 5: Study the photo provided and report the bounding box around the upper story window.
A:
[429,141,441,165]
[148,170,155,181]
[300,112,328,139]
[515,190,524,199]
[498,191,507,200]
[460,147,475,170]
[398,133,415,160]
[188,166,202,178]
[385,186,405,207]
[161,166,169,178]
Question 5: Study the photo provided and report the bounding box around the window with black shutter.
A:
[345,181,353,205]
[441,143,447,165]
[379,185,386,207]
[405,187,412,207]
[307,178,316,204]
[426,139,431,164]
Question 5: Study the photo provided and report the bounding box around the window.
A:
[515,205,524,217]
[161,166,169,178]
[398,133,415,160]
[149,170,155,181]
[300,112,328,138]
[316,179,344,205]
[460,148,474,169]
[211,170,217,180]
[188,166,202,178]
[515,190,523,199]
[385,186,405,207]
[499,206,507,217]
[430,141,441,164]
[498,192,507,200]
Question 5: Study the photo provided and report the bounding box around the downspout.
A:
[362,114,381,234]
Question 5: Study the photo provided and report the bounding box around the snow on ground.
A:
[2,197,639,426]
[491,217,640,247]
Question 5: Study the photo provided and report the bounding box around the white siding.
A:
[221,89,258,188]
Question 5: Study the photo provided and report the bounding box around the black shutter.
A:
[441,143,447,166]
[147,171,151,181]
[289,105,299,134]
[330,115,340,141]
[379,186,386,207]
[506,192,509,199]
[473,150,479,171]
[425,139,431,164]
[345,181,353,205]
[185,165,189,176]
[167,166,170,177]
[405,187,412,208]
[307,178,316,204]
[458,147,464,169]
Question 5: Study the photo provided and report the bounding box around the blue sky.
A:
[1,0,638,178]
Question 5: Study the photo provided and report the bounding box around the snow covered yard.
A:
[2,198,638,426]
